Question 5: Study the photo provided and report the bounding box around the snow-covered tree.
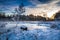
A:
[15,3,25,15]
[14,2,25,21]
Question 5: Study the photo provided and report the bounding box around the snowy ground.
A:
[0,21,60,40]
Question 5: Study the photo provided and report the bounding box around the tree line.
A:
[0,13,54,21]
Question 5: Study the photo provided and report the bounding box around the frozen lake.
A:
[0,21,60,40]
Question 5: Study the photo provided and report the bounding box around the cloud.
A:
[0,0,60,17]
[38,0,52,3]
[22,0,60,18]
[56,1,60,6]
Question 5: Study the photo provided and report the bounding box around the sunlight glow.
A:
[47,9,59,18]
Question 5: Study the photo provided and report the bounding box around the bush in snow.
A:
[51,24,57,28]
[50,24,60,30]
[20,25,28,31]
[0,23,7,28]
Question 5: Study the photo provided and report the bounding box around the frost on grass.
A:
[0,22,60,40]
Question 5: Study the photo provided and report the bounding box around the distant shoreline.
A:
[0,20,57,22]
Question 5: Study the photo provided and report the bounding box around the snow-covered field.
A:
[0,21,60,40]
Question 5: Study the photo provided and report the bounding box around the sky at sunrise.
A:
[0,0,60,18]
